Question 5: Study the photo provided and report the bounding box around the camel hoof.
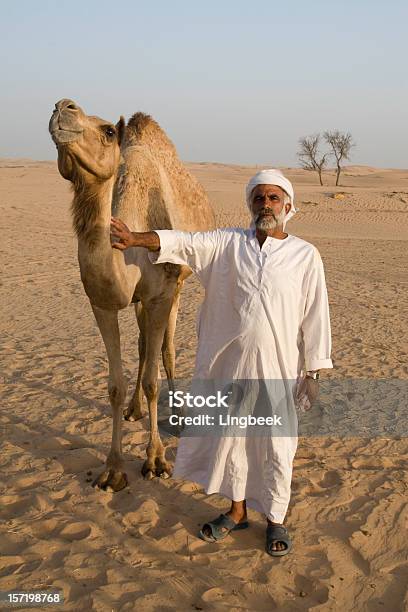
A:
[143,469,155,481]
[92,468,128,492]
[141,459,172,480]
[155,459,172,479]
[123,407,144,422]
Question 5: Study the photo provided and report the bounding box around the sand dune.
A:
[1,161,407,610]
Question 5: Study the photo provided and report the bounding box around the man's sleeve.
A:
[147,229,222,275]
[301,248,333,371]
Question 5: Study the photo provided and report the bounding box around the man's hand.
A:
[110,218,161,251]
[110,217,135,250]
[295,376,319,412]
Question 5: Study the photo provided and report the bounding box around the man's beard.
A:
[254,207,287,230]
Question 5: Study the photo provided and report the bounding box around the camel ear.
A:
[116,116,126,146]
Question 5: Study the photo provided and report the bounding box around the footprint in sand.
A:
[292,476,321,496]
[31,518,91,541]
[0,492,55,519]
[318,470,342,488]
[59,523,91,541]
[34,436,75,451]
[0,494,31,519]
[0,556,42,578]
[200,587,228,604]
[351,457,399,470]
[2,533,29,556]
[31,518,61,539]
[54,447,102,473]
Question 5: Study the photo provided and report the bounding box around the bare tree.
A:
[324,130,354,186]
[297,134,328,186]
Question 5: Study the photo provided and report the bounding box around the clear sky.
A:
[1,0,407,167]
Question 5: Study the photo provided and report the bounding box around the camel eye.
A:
[105,126,116,138]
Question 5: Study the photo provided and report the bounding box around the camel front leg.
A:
[142,298,174,480]
[91,305,128,492]
[124,301,146,421]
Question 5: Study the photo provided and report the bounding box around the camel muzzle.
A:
[49,99,84,144]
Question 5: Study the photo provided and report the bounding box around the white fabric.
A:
[245,169,298,229]
[149,227,332,522]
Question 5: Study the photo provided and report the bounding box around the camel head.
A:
[49,99,125,183]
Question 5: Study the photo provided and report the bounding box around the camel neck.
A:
[73,173,137,309]
[72,176,115,251]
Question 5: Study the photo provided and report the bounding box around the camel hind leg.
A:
[160,268,189,398]
[141,297,174,480]
[91,305,128,492]
[160,287,187,437]
[161,289,181,399]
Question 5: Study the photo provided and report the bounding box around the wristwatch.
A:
[306,371,320,380]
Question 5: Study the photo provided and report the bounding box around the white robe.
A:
[149,228,333,522]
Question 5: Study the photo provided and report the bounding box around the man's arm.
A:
[296,248,333,411]
[301,248,333,372]
[110,217,222,279]
[110,218,160,251]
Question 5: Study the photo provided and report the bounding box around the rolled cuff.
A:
[147,230,177,265]
[306,357,333,371]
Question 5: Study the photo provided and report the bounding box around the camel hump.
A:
[127,112,155,135]
[125,113,176,152]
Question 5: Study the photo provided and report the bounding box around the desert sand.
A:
[1,160,407,611]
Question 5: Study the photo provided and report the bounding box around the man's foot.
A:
[201,500,248,541]
[199,514,249,542]
[266,521,292,557]
[225,508,247,526]
[267,521,286,552]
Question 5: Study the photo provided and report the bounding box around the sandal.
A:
[265,524,292,557]
[199,513,249,543]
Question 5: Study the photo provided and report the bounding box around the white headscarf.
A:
[245,169,297,229]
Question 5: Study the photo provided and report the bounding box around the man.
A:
[110,169,333,556]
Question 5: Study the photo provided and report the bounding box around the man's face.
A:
[250,184,291,230]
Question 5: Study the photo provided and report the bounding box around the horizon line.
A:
[1,156,407,173]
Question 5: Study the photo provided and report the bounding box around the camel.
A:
[49,98,215,491]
